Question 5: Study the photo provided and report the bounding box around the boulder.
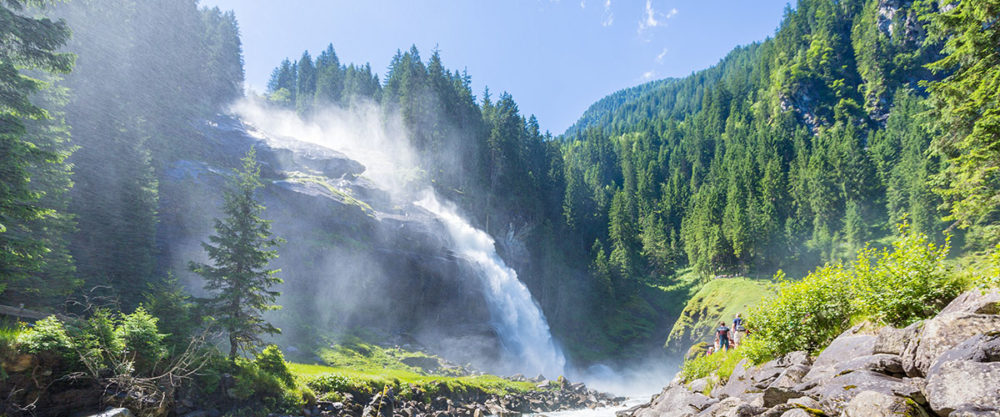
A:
[874,322,921,355]
[804,370,923,415]
[938,289,1000,316]
[842,390,930,417]
[688,377,710,394]
[832,354,905,376]
[925,333,1000,416]
[694,397,763,417]
[87,409,136,417]
[779,410,811,417]
[786,396,821,411]
[901,312,1000,377]
[761,385,806,409]
[713,359,754,400]
[633,385,718,417]
[767,364,810,390]
[802,326,876,384]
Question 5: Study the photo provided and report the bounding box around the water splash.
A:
[231,98,565,377]
[416,192,566,378]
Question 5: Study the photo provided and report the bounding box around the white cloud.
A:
[638,1,678,37]
[641,70,657,81]
[580,0,586,8]
[656,47,669,63]
[602,0,614,26]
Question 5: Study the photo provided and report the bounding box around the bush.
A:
[116,307,167,372]
[742,266,854,364]
[974,244,1000,290]
[256,344,294,387]
[17,316,76,363]
[742,224,960,364]
[851,226,959,326]
[680,347,744,384]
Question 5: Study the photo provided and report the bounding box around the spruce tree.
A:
[190,147,284,360]
[0,0,74,298]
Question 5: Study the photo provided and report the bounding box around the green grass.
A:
[285,171,375,215]
[664,277,770,353]
[679,347,745,386]
[287,340,540,402]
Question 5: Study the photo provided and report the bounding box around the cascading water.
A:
[232,99,565,377]
[416,192,566,378]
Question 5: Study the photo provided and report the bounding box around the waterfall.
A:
[416,192,566,378]
[231,99,566,378]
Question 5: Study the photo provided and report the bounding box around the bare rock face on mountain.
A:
[626,290,1000,417]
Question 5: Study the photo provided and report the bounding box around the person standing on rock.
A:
[732,313,747,347]
[716,321,731,351]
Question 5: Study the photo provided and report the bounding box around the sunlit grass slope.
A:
[664,277,770,353]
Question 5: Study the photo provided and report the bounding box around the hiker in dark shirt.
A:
[733,313,747,347]
[716,321,731,351]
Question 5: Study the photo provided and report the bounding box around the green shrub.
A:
[256,344,294,387]
[975,244,1000,290]
[743,266,854,364]
[743,224,960,364]
[851,226,959,326]
[18,316,76,362]
[116,307,167,372]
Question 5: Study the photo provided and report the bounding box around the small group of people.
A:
[706,313,748,355]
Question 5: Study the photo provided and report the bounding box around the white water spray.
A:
[416,192,566,378]
[232,98,565,377]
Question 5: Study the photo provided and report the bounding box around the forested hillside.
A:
[561,0,998,286]
[253,0,1000,362]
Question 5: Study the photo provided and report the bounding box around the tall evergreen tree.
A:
[925,0,1000,246]
[190,147,284,360]
[0,0,75,299]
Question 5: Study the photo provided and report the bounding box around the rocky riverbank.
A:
[167,376,625,417]
[619,289,1000,417]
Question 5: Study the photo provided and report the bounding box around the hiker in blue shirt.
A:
[733,313,747,347]
[716,321,731,352]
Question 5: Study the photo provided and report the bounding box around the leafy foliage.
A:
[742,225,958,363]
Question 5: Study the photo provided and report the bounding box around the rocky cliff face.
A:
[157,115,503,366]
[623,289,1000,417]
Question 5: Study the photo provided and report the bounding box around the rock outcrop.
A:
[626,289,1000,417]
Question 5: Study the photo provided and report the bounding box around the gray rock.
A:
[768,364,810,390]
[901,312,1000,377]
[779,409,811,417]
[713,359,753,400]
[802,325,876,384]
[874,323,921,355]
[695,397,763,417]
[88,409,135,417]
[842,390,930,417]
[786,396,821,410]
[762,385,805,409]
[938,289,1000,316]
[925,336,1000,417]
[805,370,923,415]
[688,377,710,394]
[832,353,905,376]
[633,385,718,417]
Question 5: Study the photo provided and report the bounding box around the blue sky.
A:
[201,0,791,134]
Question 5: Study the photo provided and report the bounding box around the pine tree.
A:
[0,0,75,298]
[925,0,1000,246]
[190,147,284,360]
